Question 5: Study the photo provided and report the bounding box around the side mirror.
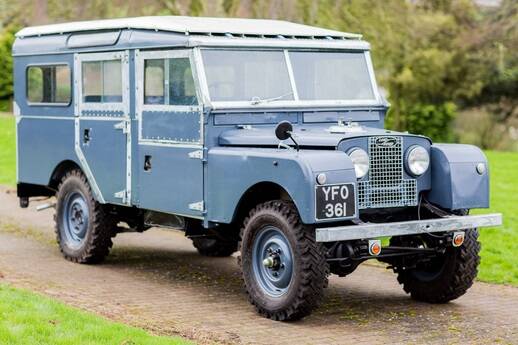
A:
[275,121,293,141]
[275,121,299,151]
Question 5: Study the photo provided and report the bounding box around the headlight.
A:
[348,148,369,179]
[406,145,430,176]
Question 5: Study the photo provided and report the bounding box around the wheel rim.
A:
[252,226,294,297]
[62,191,89,249]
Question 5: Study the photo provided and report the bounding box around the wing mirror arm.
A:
[275,121,299,152]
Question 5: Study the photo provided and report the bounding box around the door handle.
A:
[144,155,152,171]
[83,128,91,145]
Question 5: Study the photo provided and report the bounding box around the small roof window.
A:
[67,31,121,48]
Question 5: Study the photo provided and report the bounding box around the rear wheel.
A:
[391,229,480,303]
[55,170,115,264]
[239,200,329,321]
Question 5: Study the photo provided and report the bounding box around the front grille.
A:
[358,136,417,209]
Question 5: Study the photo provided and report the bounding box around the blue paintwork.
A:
[14,26,491,230]
[138,145,204,216]
[219,125,429,148]
[79,119,127,204]
[213,112,298,126]
[427,144,490,210]
[17,117,78,185]
[141,110,201,142]
[206,147,356,224]
[62,191,90,248]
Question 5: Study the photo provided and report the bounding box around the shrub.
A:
[387,102,456,142]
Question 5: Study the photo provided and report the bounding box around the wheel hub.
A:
[253,226,294,297]
[71,203,85,229]
[62,192,89,248]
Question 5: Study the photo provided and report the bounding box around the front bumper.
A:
[315,213,502,242]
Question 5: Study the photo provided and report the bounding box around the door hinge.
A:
[189,201,205,212]
[114,190,128,203]
[114,121,130,134]
[188,150,204,160]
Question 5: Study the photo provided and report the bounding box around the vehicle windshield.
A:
[201,50,294,103]
[201,49,376,104]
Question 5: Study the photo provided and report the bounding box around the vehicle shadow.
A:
[103,239,464,329]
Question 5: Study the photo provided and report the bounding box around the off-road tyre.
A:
[239,200,329,321]
[55,169,116,264]
[192,237,238,257]
[392,229,480,303]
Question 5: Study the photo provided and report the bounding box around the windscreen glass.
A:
[201,49,376,103]
[201,50,293,103]
[289,51,375,101]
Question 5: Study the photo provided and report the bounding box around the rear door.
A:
[74,51,131,205]
[135,49,204,217]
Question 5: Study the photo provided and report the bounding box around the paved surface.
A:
[0,186,517,345]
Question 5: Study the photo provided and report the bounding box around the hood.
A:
[218,125,430,148]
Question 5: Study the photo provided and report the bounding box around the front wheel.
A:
[391,229,481,303]
[239,200,329,321]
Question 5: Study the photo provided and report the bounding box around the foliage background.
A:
[0,0,516,149]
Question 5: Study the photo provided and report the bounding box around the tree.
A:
[0,27,16,101]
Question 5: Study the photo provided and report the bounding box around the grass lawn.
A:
[0,113,16,186]
[0,284,192,345]
[474,151,518,285]
[0,114,516,285]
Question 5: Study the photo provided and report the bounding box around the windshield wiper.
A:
[250,91,294,105]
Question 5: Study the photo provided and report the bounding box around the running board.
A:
[315,213,502,242]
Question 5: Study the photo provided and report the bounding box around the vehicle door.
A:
[135,49,204,218]
[74,51,131,205]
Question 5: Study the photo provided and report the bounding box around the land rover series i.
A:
[13,16,502,321]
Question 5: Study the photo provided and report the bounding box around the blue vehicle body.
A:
[13,21,491,232]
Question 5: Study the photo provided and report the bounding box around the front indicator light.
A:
[406,145,430,176]
[453,232,465,247]
[368,239,382,256]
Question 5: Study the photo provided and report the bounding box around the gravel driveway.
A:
[0,186,516,345]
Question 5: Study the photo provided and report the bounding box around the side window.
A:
[27,65,71,104]
[144,59,165,105]
[144,57,197,106]
[170,58,197,106]
[82,59,122,103]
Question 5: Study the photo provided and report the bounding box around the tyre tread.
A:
[239,200,329,321]
[395,229,480,303]
[54,169,115,264]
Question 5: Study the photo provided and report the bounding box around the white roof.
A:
[16,16,361,40]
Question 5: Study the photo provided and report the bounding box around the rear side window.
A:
[82,59,122,103]
[27,65,71,105]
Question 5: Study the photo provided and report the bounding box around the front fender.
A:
[206,147,356,224]
[426,144,489,210]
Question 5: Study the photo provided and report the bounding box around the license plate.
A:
[315,183,356,220]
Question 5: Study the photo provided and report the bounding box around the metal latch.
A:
[114,190,127,203]
[188,150,204,160]
[114,121,130,134]
[189,201,205,212]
